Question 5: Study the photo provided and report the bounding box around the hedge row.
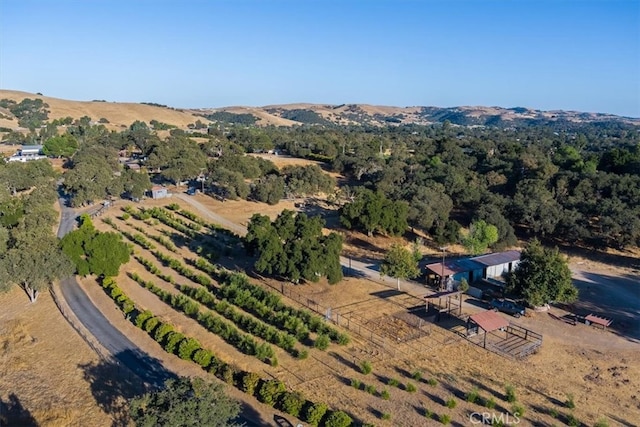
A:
[131,224,178,252]
[166,203,242,241]
[128,257,302,358]
[100,278,352,426]
[222,273,349,345]
[187,257,349,346]
[152,250,212,287]
[179,284,304,357]
[127,272,276,365]
[123,206,198,239]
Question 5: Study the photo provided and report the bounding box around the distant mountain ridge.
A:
[1,89,638,130]
[201,103,640,127]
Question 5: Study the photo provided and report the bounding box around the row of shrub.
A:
[129,256,304,358]
[130,224,178,252]
[122,206,198,239]
[185,259,347,346]
[127,271,276,365]
[166,203,241,240]
[99,277,353,427]
[179,284,305,357]
[135,255,177,284]
[221,273,349,345]
[152,250,213,287]
[102,218,157,252]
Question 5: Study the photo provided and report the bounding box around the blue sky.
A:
[1,0,639,116]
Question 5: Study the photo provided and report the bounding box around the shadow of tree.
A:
[0,393,38,427]
[80,350,175,427]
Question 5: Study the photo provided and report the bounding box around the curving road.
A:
[56,197,267,425]
[57,198,174,386]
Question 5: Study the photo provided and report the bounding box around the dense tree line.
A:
[245,210,343,284]
[3,110,637,249]
[0,160,73,302]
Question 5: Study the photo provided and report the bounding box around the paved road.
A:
[57,198,174,386]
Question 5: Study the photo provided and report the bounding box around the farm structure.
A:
[425,250,521,288]
[149,186,168,199]
[466,310,542,359]
[5,144,46,162]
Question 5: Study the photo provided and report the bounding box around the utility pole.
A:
[439,246,449,291]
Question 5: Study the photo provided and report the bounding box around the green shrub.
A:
[466,387,480,404]
[153,323,173,343]
[388,378,400,387]
[365,384,376,395]
[303,402,328,427]
[314,334,330,350]
[167,203,180,210]
[323,410,352,427]
[594,418,609,427]
[445,398,456,409]
[178,337,201,360]
[565,393,576,409]
[258,379,285,406]
[485,396,496,409]
[192,348,213,368]
[279,391,305,418]
[381,412,391,420]
[505,384,517,403]
[411,370,422,381]
[428,378,438,386]
[143,317,159,333]
[511,404,525,417]
[219,364,236,385]
[121,212,131,220]
[406,382,417,393]
[240,371,260,396]
[549,408,559,418]
[164,332,185,354]
[424,408,433,419]
[380,389,390,400]
[350,378,361,390]
[135,310,153,328]
[297,349,309,360]
[566,414,580,427]
[360,360,372,375]
[337,333,350,345]
[439,413,451,425]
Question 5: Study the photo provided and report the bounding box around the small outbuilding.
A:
[471,250,520,281]
[150,186,168,199]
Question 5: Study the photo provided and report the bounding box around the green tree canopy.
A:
[129,377,240,427]
[43,133,79,157]
[507,239,577,307]
[339,188,408,236]
[462,220,499,255]
[0,235,74,302]
[60,214,131,277]
[380,244,420,290]
[245,210,343,284]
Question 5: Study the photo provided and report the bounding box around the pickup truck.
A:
[490,299,526,318]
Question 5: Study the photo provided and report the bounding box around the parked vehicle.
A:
[490,299,526,318]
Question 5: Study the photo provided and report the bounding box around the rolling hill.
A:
[1,89,638,132]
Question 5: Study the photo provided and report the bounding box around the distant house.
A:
[125,162,141,172]
[5,145,46,162]
[149,186,168,199]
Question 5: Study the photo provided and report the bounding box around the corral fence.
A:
[258,279,457,359]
